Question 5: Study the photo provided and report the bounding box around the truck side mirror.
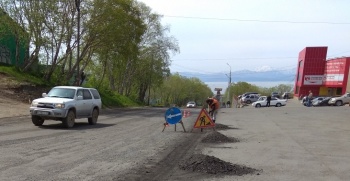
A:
[42,93,47,97]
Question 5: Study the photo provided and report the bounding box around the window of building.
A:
[299,60,303,67]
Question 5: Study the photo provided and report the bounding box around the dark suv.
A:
[271,92,280,98]
[282,92,291,99]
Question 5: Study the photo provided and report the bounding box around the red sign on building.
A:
[324,59,346,86]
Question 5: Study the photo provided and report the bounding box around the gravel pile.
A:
[215,123,238,130]
[201,131,240,143]
[179,154,258,176]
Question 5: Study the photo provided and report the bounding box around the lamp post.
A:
[226,63,232,106]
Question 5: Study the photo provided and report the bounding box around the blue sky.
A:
[138,0,350,74]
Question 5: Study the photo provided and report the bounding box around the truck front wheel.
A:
[62,110,75,128]
[32,115,44,126]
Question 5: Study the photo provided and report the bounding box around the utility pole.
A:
[75,0,81,86]
[227,63,231,85]
[226,63,232,104]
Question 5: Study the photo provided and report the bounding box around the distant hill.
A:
[176,67,297,83]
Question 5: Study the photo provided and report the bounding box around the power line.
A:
[164,15,350,25]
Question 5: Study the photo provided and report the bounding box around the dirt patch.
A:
[0,73,50,104]
[0,73,51,118]
[201,131,240,143]
[179,154,259,176]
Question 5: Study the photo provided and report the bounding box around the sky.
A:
[138,0,350,75]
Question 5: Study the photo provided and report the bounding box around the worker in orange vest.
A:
[206,97,220,123]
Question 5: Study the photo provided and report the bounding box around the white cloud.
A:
[254,66,273,72]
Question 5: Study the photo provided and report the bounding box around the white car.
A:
[252,96,287,108]
[186,101,196,108]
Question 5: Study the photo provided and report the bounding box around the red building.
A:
[294,47,350,98]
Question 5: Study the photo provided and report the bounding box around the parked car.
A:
[301,95,320,104]
[242,94,260,104]
[303,97,324,106]
[242,92,259,97]
[328,93,350,106]
[271,92,280,98]
[29,86,102,128]
[252,96,287,108]
[313,97,332,106]
[186,101,196,108]
[282,92,292,99]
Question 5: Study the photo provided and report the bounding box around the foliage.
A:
[98,89,139,108]
[0,0,210,108]
[153,73,212,107]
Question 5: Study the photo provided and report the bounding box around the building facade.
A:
[294,47,350,98]
[0,9,28,67]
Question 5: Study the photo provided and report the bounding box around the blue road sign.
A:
[164,107,183,124]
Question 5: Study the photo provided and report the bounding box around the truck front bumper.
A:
[30,107,68,118]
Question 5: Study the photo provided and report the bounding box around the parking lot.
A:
[203,98,350,180]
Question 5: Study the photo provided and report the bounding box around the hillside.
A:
[0,73,50,103]
[0,73,50,118]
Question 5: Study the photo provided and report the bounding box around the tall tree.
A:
[134,2,179,102]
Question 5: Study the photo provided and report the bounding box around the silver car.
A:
[242,94,260,104]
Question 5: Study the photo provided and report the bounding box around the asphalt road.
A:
[205,99,350,181]
[1,100,350,181]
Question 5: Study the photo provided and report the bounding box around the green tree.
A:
[133,2,179,103]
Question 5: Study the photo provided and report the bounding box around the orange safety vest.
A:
[210,98,220,110]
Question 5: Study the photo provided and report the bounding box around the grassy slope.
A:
[0,65,140,108]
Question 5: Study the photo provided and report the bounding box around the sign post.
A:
[191,108,215,132]
[163,107,186,132]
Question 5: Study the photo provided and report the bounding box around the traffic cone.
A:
[183,110,190,118]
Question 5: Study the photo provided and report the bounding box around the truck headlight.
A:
[31,101,38,107]
[54,103,65,108]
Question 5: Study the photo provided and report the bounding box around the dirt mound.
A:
[201,131,240,143]
[0,84,50,104]
[179,154,258,176]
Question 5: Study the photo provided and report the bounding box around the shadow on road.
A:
[38,122,116,130]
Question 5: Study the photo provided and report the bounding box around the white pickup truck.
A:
[328,93,350,106]
[30,86,102,128]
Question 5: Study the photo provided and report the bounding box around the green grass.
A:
[0,64,142,108]
[98,89,140,108]
[0,64,48,86]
